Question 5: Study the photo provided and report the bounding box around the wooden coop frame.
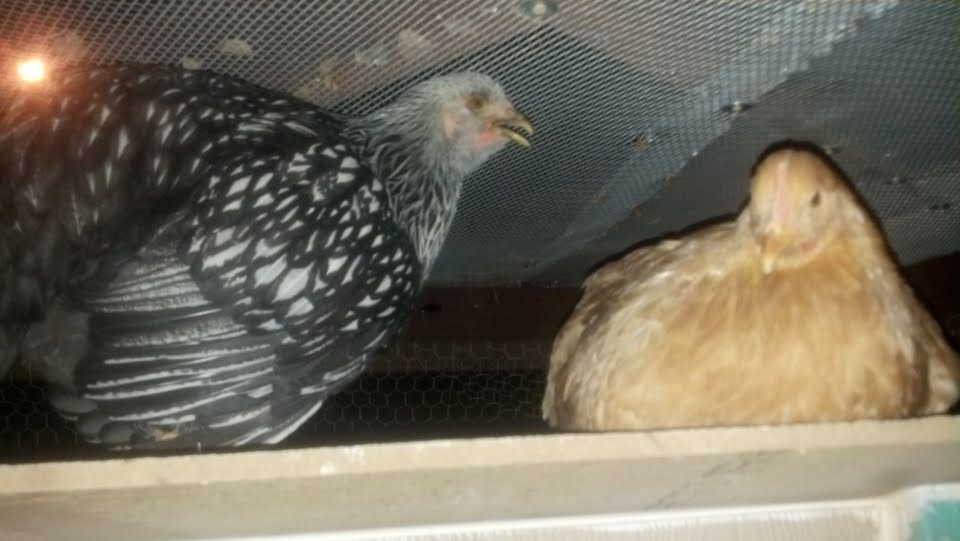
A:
[1,416,959,540]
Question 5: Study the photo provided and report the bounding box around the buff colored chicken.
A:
[543,144,960,431]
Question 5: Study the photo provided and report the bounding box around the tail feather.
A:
[45,258,331,450]
[56,383,324,451]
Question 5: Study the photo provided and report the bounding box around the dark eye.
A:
[466,92,487,111]
[810,191,821,207]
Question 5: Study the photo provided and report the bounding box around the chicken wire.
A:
[1,0,956,285]
[1,340,552,460]
[0,0,958,458]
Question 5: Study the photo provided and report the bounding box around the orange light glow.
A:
[17,58,46,83]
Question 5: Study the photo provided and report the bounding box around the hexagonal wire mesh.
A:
[0,0,957,460]
[2,341,552,460]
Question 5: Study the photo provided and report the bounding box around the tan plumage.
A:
[543,144,960,431]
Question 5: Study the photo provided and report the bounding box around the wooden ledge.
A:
[1,416,957,496]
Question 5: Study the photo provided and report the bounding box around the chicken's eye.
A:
[810,191,821,207]
[465,92,487,112]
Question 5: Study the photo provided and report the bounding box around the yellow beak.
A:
[495,114,534,147]
[760,233,790,275]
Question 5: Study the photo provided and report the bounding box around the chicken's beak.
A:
[760,233,790,275]
[495,114,534,147]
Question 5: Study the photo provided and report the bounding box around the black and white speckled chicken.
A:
[0,62,532,450]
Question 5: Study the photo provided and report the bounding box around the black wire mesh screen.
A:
[1,339,551,461]
[1,0,956,285]
[0,0,958,460]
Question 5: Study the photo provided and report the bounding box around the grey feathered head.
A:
[352,72,533,182]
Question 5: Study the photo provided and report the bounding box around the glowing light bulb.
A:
[17,58,46,83]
